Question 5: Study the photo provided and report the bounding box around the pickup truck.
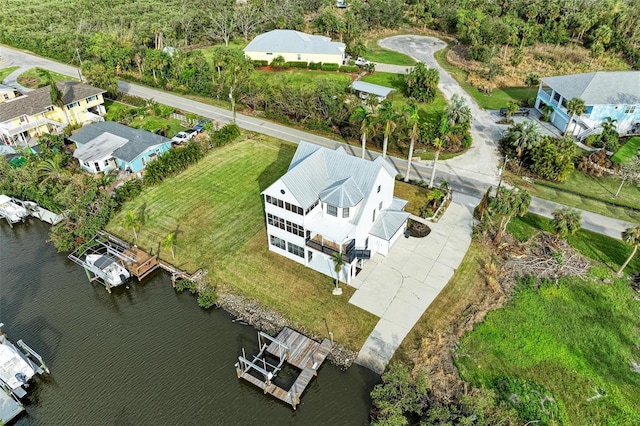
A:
[500,107,530,117]
[171,129,197,144]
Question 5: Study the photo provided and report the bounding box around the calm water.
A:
[0,220,378,425]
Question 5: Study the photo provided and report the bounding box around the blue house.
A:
[71,121,172,174]
[534,71,640,138]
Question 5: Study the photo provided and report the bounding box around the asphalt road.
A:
[1,43,635,238]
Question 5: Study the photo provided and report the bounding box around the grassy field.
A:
[17,68,77,88]
[612,136,640,164]
[198,40,248,63]
[0,66,19,82]
[433,47,531,110]
[507,171,640,223]
[106,137,378,349]
[456,273,640,425]
[365,39,416,66]
[250,68,351,88]
[104,100,186,138]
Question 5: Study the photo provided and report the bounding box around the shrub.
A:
[309,62,322,70]
[197,286,218,309]
[112,178,144,206]
[321,63,339,71]
[144,141,203,185]
[284,61,308,69]
[210,124,241,147]
[270,55,286,68]
[115,92,147,107]
[252,60,268,67]
[174,279,197,294]
[339,65,359,73]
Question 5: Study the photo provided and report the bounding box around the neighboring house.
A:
[0,84,20,104]
[262,141,409,285]
[351,81,395,102]
[0,81,106,146]
[244,30,346,66]
[534,71,640,138]
[70,121,171,174]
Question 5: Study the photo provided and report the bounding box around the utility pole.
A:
[496,153,509,196]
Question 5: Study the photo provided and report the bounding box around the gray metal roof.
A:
[369,210,410,240]
[541,71,640,105]
[70,121,171,163]
[351,81,395,98]
[0,81,104,122]
[244,30,345,56]
[319,177,364,208]
[276,141,398,210]
[73,132,127,162]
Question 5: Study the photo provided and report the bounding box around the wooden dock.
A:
[122,246,159,281]
[236,327,332,409]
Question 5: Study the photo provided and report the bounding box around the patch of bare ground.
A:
[447,43,631,90]
[400,233,590,402]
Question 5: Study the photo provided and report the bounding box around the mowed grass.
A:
[456,274,640,424]
[104,100,186,138]
[17,67,77,88]
[508,171,640,223]
[106,137,378,349]
[365,39,416,66]
[612,136,640,164]
[250,68,351,88]
[0,66,19,82]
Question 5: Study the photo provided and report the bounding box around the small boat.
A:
[0,324,48,399]
[0,195,29,225]
[85,254,131,288]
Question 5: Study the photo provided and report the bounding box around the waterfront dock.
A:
[0,388,23,424]
[24,202,63,225]
[236,327,332,410]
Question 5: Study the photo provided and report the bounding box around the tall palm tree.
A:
[331,252,345,295]
[428,137,444,188]
[617,226,640,276]
[507,121,541,167]
[550,208,582,239]
[124,210,141,242]
[162,231,176,259]
[404,102,420,182]
[377,100,397,158]
[445,94,471,128]
[37,68,70,124]
[350,105,376,159]
[37,153,69,185]
[565,97,586,136]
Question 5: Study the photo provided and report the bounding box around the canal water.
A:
[0,221,379,425]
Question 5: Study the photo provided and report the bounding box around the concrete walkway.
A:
[352,194,475,374]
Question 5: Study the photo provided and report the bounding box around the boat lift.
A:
[0,323,49,399]
[236,331,290,391]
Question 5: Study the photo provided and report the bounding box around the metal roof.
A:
[70,121,171,163]
[369,210,410,241]
[276,141,398,210]
[73,132,127,162]
[318,177,364,208]
[541,71,640,105]
[351,81,395,98]
[244,30,345,56]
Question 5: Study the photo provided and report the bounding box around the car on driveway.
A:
[355,57,370,66]
[171,129,197,144]
[194,120,211,133]
[500,107,530,117]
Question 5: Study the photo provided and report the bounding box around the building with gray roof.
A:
[262,141,409,286]
[244,30,346,66]
[70,121,172,174]
[351,81,395,102]
[534,71,640,137]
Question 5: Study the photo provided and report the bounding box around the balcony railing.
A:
[305,236,370,263]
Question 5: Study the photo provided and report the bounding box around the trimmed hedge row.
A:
[339,65,359,73]
[321,63,339,71]
[252,59,355,73]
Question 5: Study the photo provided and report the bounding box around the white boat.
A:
[0,326,47,399]
[0,195,29,225]
[86,254,131,288]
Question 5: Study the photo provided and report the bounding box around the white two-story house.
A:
[262,141,410,285]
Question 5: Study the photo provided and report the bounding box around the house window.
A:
[67,101,80,109]
[141,157,147,167]
[266,52,273,55]
[297,54,301,60]
[342,207,350,218]
[305,200,319,215]
[45,106,54,112]
[19,116,27,123]
[86,95,98,103]
[287,242,305,258]
[377,185,381,193]
[585,106,593,115]
[625,105,636,114]
[365,237,369,249]
[94,162,101,172]
[561,98,567,109]
[372,209,376,222]
[83,161,90,167]
[379,201,383,210]
[3,94,8,101]
[104,160,109,167]
[307,250,313,262]
[553,92,561,103]
[327,204,338,217]
[270,235,286,250]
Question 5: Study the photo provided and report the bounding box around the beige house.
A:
[244,30,346,66]
[0,84,20,104]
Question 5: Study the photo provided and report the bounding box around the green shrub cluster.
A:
[309,62,322,70]
[252,60,268,67]
[144,141,203,185]
[174,279,197,294]
[284,61,308,68]
[114,92,147,107]
[209,124,241,147]
[112,178,144,207]
[197,286,218,308]
[339,65,359,73]
[321,63,339,71]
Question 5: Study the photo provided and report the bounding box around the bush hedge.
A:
[284,61,308,69]
[252,60,268,67]
[309,62,322,70]
[339,65,359,73]
[321,63,339,71]
[144,141,203,185]
[210,123,241,147]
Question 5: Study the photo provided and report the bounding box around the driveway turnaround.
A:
[351,194,476,374]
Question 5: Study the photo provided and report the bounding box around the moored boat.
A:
[0,195,29,225]
[85,254,131,288]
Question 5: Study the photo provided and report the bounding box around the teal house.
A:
[71,121,172,174]
[534,71,640,138]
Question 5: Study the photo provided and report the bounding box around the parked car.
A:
[194,120,211,133]
[355,57,370,66]
[336,0,347,7]
[171,129,197,144]
[499,107,530,117]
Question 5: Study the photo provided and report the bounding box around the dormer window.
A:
[342,207,350,218]
[327,204,337,217]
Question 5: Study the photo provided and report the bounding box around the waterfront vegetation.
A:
[106,137,378,349]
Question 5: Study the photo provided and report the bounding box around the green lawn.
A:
[17,68,77,88]
[106,137,378,349]
[0,66,19,82]
[365,39,416,66]
[433,46,531,109]
[251,68,351,87]
[456,272,640,425]
[508,170,640,223]
[611,136,640,164]
[104,100,186,138]
[199,40,249,63]
[360,71,406,91]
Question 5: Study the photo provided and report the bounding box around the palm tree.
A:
[37,68,70,124]
[445,94,471,128]
[124,210,141,242]
[37,153,69,185]
[404,102,420,182]
[377,100,397,158]
[565,97,586,136]
[618,226,640,276]
[550,208,582,239]
[428,137,444,188]
[331,252,345,295]
[524,72,539,97]
[162,231,176,259]
[350,105,376,159]
[507,121,541,167]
